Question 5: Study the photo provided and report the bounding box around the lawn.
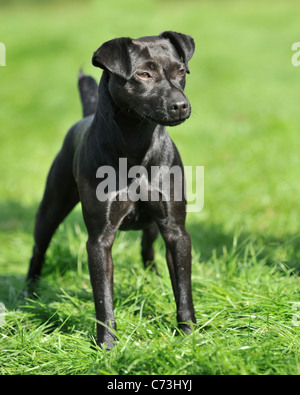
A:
[1,0,300,375]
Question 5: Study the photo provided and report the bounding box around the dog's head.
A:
[92,31,195,127]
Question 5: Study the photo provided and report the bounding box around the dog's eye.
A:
[178,69,186,76]
[137,72,151,79]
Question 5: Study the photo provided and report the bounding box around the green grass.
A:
[1,0,300,375]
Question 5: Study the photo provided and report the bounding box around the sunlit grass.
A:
[1,0,300,375]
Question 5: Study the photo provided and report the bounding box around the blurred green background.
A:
[1,0,300,375]
[1,0,300,263]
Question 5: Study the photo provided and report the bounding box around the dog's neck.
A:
[91,72,162,167]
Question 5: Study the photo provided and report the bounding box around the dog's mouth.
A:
[142,113,190,127]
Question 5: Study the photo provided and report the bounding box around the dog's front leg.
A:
[86,232,116,350]
[160,224,196,333]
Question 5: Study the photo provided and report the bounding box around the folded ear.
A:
[160,31,195,73]
[92,37,133,79]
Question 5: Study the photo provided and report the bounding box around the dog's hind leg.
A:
[141,223,159,272]
[26,150,79,290]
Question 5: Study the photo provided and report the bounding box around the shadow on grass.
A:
[2,198,299,272]
[188,221,300,273]
[1,198,300,336]
[0,200,37,233]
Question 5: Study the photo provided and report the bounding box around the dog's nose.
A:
[168,99,189,119]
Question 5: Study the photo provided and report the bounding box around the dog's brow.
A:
[144,60,158,70]
[168,61,185,72]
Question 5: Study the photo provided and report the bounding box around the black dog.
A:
[27,31,197,349]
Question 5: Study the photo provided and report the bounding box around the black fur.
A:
[27,31,196,349]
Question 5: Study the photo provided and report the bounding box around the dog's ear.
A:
[160,31,195,73]
[92,37,133,79]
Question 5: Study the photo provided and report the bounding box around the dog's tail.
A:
[78,70,99,117]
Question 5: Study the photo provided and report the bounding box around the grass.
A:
[1,0,300,375]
